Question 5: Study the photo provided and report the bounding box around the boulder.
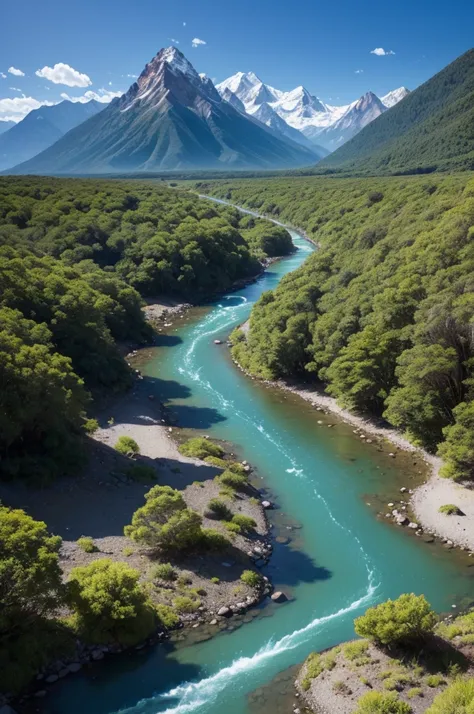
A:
[214,339,223,345]
[67,663,82,674]
[395,514,409,526]
[45,674,59,684]
[408,522,419,529]
[261,500,272,509]
[217,606,232,618]
[271,591,288,603]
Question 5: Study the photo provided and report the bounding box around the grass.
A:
[425,674,445,688]
[438,504,463,515]
[152,563,177,582]
[344,640,370,662]
[179,437,224,460]
[333,680,352,695]
[172,596,200,613]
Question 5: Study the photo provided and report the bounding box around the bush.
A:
[115,436,140,456]
[204,455,227,468]
[152,562,177,581]
[426,678,474,713]
[173,596,200,613]
[354,594,437,647]
[425,674,445,688]
[210,576,220,584]
[406,688,423,699]
[240,570,261,588]
[217,470,248,491]
[200,528,229,551]
[224,521,241,534]
[301,652,324,690]
[344,640,370,662]
[67,559,156,646]
[83,418,99,434]
[179,437,224,460]
[76,536,97,553]
[333,680,351,695]
[438,504,463,515]
[356,691,412,713]
[231,514,256,533]
[438,611,474,643]
[205,498,233,521]
[126,464,157,482]
[124,485,203,552]
[228,461,247,475]
[156,604,180,629]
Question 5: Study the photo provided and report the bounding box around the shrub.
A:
[301,652,324,690]
[76,536,97,553]
[115,436,140,456]
[122,546,134,556]
[126,464,157,482]
[152,563,177,581]
[228,461,247,475]
[67,559,156,646]
[406,688,423,699]
[210,577,220,584]
[173,596,200,613]
[205,498,233,521]
[200,528,229,550]
[426,678,474,713]
[354,594,437,647]
[438,504,463,515]
[240,570,261,588]
[83,418,99,434]
[177,574,192,586]
[344,640,370,661]
[367,191,384,206]
[383,673,413,691]
[333,680,351,695]
[425,674,445,688]
[231,514,256,533]
[156,604,180,629]
[224,521,241,534]
[204,455,227,468]
[217,470,248,491]
[124,485,203,552]
[179,437,224,460]
[355,691,412,713]
[438,611,474,643]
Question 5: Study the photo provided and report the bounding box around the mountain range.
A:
[0,121,15,136]
[321,47,474,173]
[216,71,409,151]
[8,48,322,175]
[0,99,102,171]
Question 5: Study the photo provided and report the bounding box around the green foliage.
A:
[438,504,463,515]
[173,596,200,613]
[355,691,412,714]
[354,594,437,647]
[83,418,99,434]
[301,652,325,690]
[67,558,156,645]
[115,436,140,456]
[231,514,257,533]
[216,470,248,491]
[406,688,423,699]
[224,521,241,534]
[240,570,261,587]
[155,604,180,629]
[124,485,203,552]
[205,498,233,521]
[76,536,97,553]
[426,678,474,713]
[201,174,474,479]
[126,463,157,482]
[210,577,220,584]
[179,437,224,460]
[321,48,474,175]
[151,562,177,581]
[343,640,370,662]
[200,528,229,550]
[425,674,445,688]
[438,610,474,643]
[203,455,227,468]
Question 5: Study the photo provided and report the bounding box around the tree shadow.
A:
[154,333,183,348]
[264,542,332,588]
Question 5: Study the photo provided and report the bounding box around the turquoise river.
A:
[44,200,474,714]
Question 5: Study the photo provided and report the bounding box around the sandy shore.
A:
[249,377,474,552]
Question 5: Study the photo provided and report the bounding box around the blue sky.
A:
[1,0,473,121]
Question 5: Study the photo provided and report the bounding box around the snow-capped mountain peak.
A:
[159,46,200,81]
[381,86,410,108]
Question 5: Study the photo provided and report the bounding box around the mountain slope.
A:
[9,48,319,174]
[0,100,102,171]
[248,101,327,152]
[321,49,474,173]
[381,87,410,108]
[316,92,386,151]
[0,121,15,136]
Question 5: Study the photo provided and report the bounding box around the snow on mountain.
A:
[316,91,387,150]
[248,101,323,150]
[381,86,410,108]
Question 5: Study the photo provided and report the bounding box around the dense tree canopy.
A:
[202,174,474,479]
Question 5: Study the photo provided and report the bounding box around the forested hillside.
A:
[199,174,474,481]
[0,177,292,479]
[320,48,474,174]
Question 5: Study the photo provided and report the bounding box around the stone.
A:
[388,503,394,507]
[261,500,272,509]
[45,674,59,684]
[91,651,104,661]
[388,452,396,457]
[395,514,409,526]
[35,691,47,698]
[217,606,232,618]
[271,591,288,603]
[214,340,223,345]
[210,619,218,625]
[58,669,69,678]
[400,487,407,493]
[408,522,419,529]
[275,536,290,544]
[67,663,82,674]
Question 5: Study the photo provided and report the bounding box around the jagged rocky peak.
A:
[381,86,410,108]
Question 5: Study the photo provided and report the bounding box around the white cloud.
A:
[125,73,138,78]
[10,87,22,92]
[0,95,55,122]
[108,81,112,86]
[8,66,25,76]
[183,21,186,26]
[170,38,180,44]
[35,62,92,87]
[370,47,395,56]
[0,73,6,79]
[60,87,123,104]
[192,37,206,48]
[355,69,364,74]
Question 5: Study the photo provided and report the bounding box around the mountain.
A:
[218,86,246,113]
[381,87,410,108]
[0,99,102,171]
[247,101,325,151]
[321,49,474,173]
[316,92,387,151]
[216,72,282,107]
[9,48,320,175]
[0,121,15,136]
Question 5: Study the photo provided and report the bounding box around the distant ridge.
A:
[320,48,474,174]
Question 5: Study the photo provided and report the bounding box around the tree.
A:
[67,559,156,645]
[0,506,63,638]
[124,485,203,551]
[426,678,474,714]
[438,401,474,480]
[354,594,437,647]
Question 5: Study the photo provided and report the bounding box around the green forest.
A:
[197,173,474,481]
[0,177,292,480]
